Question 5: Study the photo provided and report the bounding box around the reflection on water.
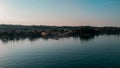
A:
[0,34,120,68]
[1,34,119,43]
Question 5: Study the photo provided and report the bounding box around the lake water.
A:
[0,35,120,68]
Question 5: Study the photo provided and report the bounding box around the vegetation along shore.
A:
[0,24,120,41]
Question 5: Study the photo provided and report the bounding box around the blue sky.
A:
[0,0,120,26]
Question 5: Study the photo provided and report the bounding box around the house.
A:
[41,31,47,36]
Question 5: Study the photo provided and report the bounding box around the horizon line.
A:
[0,23,119,27]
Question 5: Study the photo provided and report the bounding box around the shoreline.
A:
[0,25,120,40]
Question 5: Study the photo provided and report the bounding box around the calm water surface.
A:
[0,35,120,68]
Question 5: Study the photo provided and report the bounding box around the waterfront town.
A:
[0,24,120,40]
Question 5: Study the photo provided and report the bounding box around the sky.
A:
[0,0,120,26]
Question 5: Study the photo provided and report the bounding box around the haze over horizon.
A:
[0,0,120,26]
